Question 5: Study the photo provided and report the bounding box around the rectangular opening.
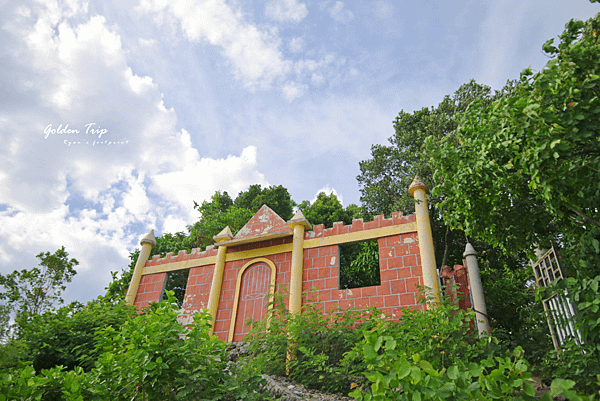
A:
[161,268,190,307]
[338,240,381,289]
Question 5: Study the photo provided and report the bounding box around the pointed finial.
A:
[140,230,157,247]
[287,209,312,230]
[213,226,234,243]
[463,242,478,258]
[408,175,429,197]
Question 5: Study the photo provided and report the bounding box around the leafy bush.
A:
[343,295,503,379]
[541,341,600,396]
[346,297,596,400]
[19,299,137,372]
[1,293,266,400]
[242,289,374,395]
[88,292,265,400]
[349,343,594,401]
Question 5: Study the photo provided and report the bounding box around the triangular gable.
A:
[234,205,292,239]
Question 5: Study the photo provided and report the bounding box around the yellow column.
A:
[207,226,233,337]
[287,211,312,368]
[408,177,441,305]
[287,210,312,315]
[125,230,157,305]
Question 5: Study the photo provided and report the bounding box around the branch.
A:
[441,225,451,267]
[568,207,600,228]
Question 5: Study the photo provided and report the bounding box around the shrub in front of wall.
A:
[242,289,374,395]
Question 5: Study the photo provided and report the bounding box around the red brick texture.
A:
[301,230,423,320]
[179,264,214,324]
[441,265,472,312]
[133,272,166,309]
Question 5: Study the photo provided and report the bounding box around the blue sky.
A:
[0,0,598,304]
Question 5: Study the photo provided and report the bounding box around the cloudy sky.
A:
[1,0,598,305]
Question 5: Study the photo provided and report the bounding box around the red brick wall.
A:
[133,272,166,308]
[301,231,424,320]
[134,211,425,341]
[179,264,214,324]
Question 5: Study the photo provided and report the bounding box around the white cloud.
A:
[288,37,305,53]
[311,73,325,86]
[265,0,308,23]
[282,81,308,101]
[0,0,270,303]
[294,54,335,75]
[373,1,394,20]
[138,37,157,47]
[328,1,354,23]
[138,0,291,90]
[311,185,343,205]
[150,145,268,223]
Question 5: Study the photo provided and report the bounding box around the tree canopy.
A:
[429,13,600,256]
[0,247,78,341]
[357,80,516,267]
[428,10,600,356]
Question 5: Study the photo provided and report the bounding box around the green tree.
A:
[429,13,600,256]
[190,185,295,248]
[297,192,356,228]
[357,80,549,354]
[428,10,600,387]
[191,191,254,248]
[18,299,136,372]
[0,247,78,339]
[234,184,295,221]
[357,80,514,267]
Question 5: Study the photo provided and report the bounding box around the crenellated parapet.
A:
[145,246,219,267]
[305,212,415,240]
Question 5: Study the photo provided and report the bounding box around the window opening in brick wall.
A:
[161,269,190,307]
[339,240,380,289]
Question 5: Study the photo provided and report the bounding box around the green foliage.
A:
[344,295,499,378]
[429,13,600,255]
[427,12,600,390]
[537,228,600,395]
[18,299,136,373]
[340,241,381,289]
[0,340,28,371]
[89,292,251,400]
[234,184,295,221]
[346,298,595,400]
[349,343,593,401]
[298,192,357,228]
[480,266,552,364]
[542,341,600,396]
[557,226,600,345]
[0,247,78,340]
[1,294,266,400]
[243,289,373,395]
[191,191,255,248]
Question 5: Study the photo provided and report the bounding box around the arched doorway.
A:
[229,258,276,342]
